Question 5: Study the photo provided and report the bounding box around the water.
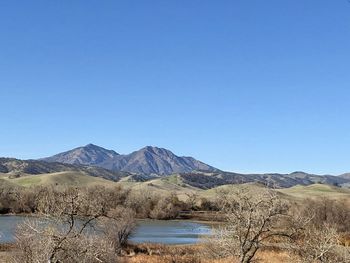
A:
[0,216,27,243]
[0,216,211,245]
[130,219,210,244]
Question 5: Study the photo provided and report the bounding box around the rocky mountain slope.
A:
[41,144,120,165]
[42,144,218,175]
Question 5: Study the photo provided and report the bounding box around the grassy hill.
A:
[201,182,266,197]
[2,170,350,203]
[196,182,350,203]
[2,171,118,188]
[2,157,350,190]
[0,157,130,181]
[119,175,200,200]
[0,176,23,189]
[277,183,350,200]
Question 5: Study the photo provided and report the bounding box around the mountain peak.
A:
[41,144,119,165]
[141,145,158,151]
[140,146,172,155]
[120,146,217,175]
[290,171,309,176]
[85,143,99,148]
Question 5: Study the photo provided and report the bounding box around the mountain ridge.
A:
[1,156,350,189]
[41,144,218,175]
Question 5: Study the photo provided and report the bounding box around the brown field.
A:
[125,243,292,263]
[0,243,293,263]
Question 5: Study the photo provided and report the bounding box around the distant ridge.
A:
[340,173,350,180]
[1,154,349,189]
[176,171,350,189]
[1,144,345,189]
[41,144,218,175]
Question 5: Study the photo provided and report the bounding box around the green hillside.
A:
[277,184,350,200]
[3,171,350,203]
[3,171,118,188]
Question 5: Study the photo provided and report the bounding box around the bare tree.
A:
[208,186,296,263]
[13,186,133,263]
[299,197,350,233]
[125,189,155,218]
[290,222,350,263]
[14,219,117,263]
[185,192,199,210]
[99,206,136,255]
[150,193,182,220]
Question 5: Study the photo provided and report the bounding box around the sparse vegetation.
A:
[206,187,297,263]
[1,180,350,262]
[12,187,135,263]
[203,186,350,263]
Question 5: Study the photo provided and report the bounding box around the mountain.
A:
[340,173,350,180]
[0,157,130,181]
[42,145,218,175]
[100,146,218,175]
[2,155,350,189]
[32,144,350,188]
[41,144,119,165]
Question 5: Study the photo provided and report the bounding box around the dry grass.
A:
[3,171,118,187]
[0,242,311,263]
[255,250,292,263]
[277,184,350,200]
[125,243,293,263]
[128,250,291,263]
[0,243,18,263]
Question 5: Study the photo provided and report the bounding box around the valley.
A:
[1,145,350,263]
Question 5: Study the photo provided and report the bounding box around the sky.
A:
[1,0,350,175]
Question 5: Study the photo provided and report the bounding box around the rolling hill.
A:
[277,184,350,200]
[2,144,350,190]
[118,177,350,202]
[3,170,350,203]
[3,171,119,188]
[0,157,130,181]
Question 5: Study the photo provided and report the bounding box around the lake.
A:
[0,216,211,245]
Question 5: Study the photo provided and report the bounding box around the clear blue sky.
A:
[1,0,350,175]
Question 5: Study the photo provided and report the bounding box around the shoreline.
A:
[0,210,225,222]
